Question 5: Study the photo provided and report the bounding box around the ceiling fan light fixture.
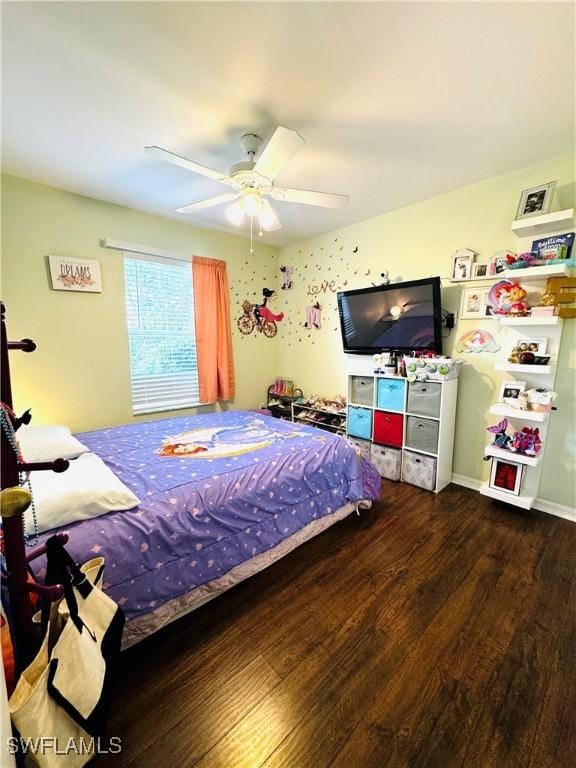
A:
[259,198,281,231]
[225,199,245,226]
[242,189,261,218]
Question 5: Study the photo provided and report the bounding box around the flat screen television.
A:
[336,277,442,354]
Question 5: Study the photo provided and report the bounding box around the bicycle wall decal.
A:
[236,288,285,338]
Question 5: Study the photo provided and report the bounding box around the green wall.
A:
[1,175,279,431]
[2,158,574,512]
[277,153,575,511]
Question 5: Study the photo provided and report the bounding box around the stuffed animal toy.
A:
[487,419,511,450]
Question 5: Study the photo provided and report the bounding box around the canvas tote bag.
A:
[9,536,124,767]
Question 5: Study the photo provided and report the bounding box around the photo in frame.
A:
[459,287,492,319]
[499,380,526,404]
[451,249,476,281]
[512,337,548,355]
[515,181,556,220]
[490,458,524,496]
[473,264,488,278]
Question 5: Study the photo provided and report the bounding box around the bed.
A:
[37,411,380,647]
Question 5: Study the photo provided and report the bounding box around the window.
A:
[123,254,200,415]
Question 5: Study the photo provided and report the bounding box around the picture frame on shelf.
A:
[515,181,556,220]
[473,264,488,278]
[490,458,524,496]
[451,249,476,281]
[499,380,526,404]
[459,287,491,319]
[513,337,548,355]
[489,251,515,275]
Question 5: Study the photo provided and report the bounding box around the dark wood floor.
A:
[99,481,576,768]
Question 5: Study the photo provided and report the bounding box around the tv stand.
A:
[346,372,458,493]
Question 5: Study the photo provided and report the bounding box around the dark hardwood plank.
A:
[97,482,576,768]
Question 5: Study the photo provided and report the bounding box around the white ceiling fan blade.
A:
[145,145,233,185]
[176,192,239,214]
[271,187,349,209]
[259,199,282,231]
[253,127,305,180]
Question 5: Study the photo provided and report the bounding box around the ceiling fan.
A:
[145,127,349,233]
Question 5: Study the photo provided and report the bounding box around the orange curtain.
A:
[192,256,235,403]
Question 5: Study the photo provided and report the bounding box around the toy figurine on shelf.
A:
[509,427,542,456]
[488,280,531,316]
[487,419,511,450]
[531,288,559,318]
[522,428,542,456]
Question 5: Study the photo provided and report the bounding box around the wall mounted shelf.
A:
[489,404,548,423]
[494,363,553,375]
[479,483,535,510]
[499,316,561,327]
[449,263,572,285]
[484,446,542,467]
[511,208,575,237]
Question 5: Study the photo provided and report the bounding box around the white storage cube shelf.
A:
[347,373,458,494]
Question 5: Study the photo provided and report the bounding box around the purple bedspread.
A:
[40,412,380,622]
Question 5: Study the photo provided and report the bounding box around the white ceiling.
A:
[2,2,574,246]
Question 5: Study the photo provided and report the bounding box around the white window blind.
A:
[123,254,200,415]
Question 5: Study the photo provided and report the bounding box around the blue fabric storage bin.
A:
[347,406,373,440]
[376,378,406,412]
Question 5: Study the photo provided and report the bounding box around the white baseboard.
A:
[451,473,576,523]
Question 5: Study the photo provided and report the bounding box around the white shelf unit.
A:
[489,404,549,423]
[486,292,564,509]
[346,373,458,494]
[449,263,572,286]
[511,208,575,237]
[499,316,562,327]
[494,363,553,375]
[479,483,535,511]
[483,445,542,467]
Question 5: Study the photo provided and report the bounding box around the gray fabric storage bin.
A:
[349,376,374,406]
[402,450,437,491]
[407,381,442,418]
[405,416,439,454]
[371,444,401,481]
[348,437,371,461]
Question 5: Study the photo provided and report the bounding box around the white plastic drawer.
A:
[405,416,439,454]
[402,450,437,491]
[407,381,442,418]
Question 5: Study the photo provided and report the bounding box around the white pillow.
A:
[28,453,140,534]
[17,425,89,463]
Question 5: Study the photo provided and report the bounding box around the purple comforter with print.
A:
[41,412,380,623]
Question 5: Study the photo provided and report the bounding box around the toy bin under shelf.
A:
[407,381,442,418]
[373,411,403,448]
[376,378,406,412]
[349,376,375,407]
[371,444,402,481]
[402,450,437,491]
[347,406,373,440]
[405,416,439,454]
[347,436,372,462]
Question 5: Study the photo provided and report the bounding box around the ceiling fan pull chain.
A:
[250,214,254,255]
